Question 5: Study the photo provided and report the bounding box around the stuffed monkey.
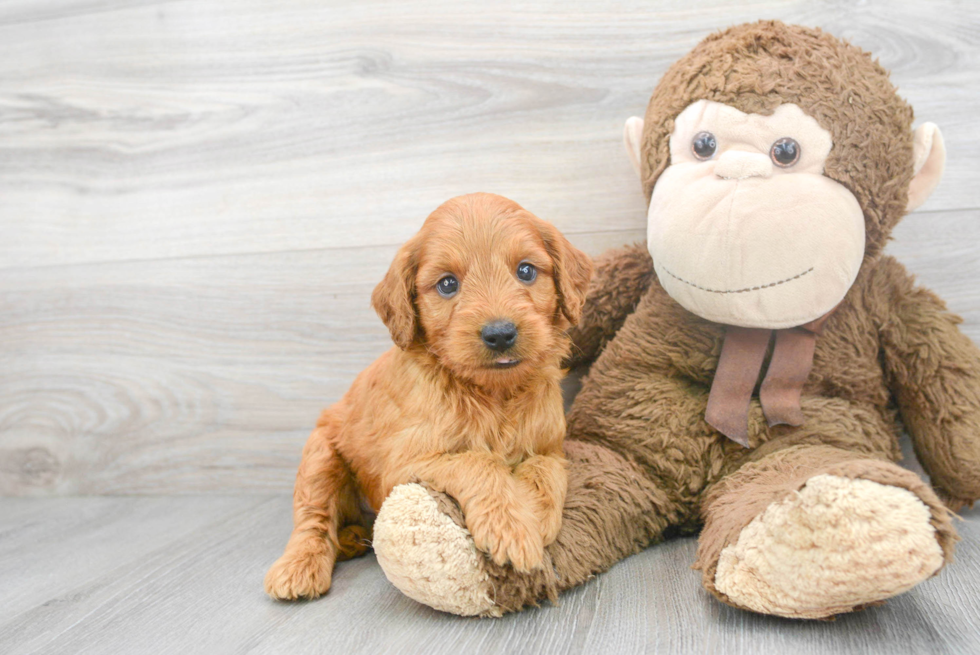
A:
[370,21,980,619]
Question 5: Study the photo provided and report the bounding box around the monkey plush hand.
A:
[371,21,980,619]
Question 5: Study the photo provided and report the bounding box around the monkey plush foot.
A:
[713,474,946,619]
[373,483,498,617]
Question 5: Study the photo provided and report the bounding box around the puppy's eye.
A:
[436,275,458,298]
[516,262,537,283]
[692,131,717,160]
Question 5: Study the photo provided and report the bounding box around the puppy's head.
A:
[371,193,593,390]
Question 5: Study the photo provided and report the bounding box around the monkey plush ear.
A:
[371,237,421,349]
[623,116,645,179]
[907,122,945,212]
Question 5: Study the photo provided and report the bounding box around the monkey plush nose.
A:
[482,321,518,352]
[714,151,773,180]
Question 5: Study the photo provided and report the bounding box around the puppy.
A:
[264,193,593,600]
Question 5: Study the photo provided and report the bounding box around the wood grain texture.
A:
[1,496,978,654]
[1,0,979,495]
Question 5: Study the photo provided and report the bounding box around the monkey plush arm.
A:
[566,242,655,368]
[875,257,980,510]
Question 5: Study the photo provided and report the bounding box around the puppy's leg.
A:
[514,453,568,546]
[409,452,545,572]
[337,524,371,561]
[265,419,358,600]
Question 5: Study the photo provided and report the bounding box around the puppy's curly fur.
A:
[264,193,593,600]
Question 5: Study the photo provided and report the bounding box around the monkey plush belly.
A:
[588,270,890,406]
[567,272,903,506]
[588,265,895,415]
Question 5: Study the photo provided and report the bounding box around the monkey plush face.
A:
[624,21,946,330]
[645,100,864,328]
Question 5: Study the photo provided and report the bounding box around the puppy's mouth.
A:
[487,357,522,369]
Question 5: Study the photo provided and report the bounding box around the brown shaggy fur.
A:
[264,193,592,600]
[406,22,980,617]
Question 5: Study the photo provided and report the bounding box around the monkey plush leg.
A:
[373,482,497,616]
[373,440,681,617]
[694,444,957,619]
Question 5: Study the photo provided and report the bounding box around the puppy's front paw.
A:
[467,506,545,572]
[538,505,563,547]
[264,540,335,600]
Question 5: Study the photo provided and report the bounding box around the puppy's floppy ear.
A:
[537,218,594,326]
[371,236,422,349]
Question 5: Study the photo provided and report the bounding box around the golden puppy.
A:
[264,193,593,600]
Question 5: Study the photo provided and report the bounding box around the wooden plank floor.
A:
[1,495,978,655]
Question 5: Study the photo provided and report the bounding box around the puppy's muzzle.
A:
[481,320,518,353]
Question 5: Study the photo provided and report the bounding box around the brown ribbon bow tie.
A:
[705,310,836,447]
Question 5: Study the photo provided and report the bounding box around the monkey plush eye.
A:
[691,131,717,160]
[516,261,537,283]
[436,275,459,297]
[770,137,801,167]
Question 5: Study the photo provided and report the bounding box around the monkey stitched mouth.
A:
[661,265,814,294]
[489,358,522,369]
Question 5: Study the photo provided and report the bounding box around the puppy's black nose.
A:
[481,321,518,352]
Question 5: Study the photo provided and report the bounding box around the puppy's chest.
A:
[453,401,538,463]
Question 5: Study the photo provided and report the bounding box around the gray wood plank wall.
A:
[1,0,978,495]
